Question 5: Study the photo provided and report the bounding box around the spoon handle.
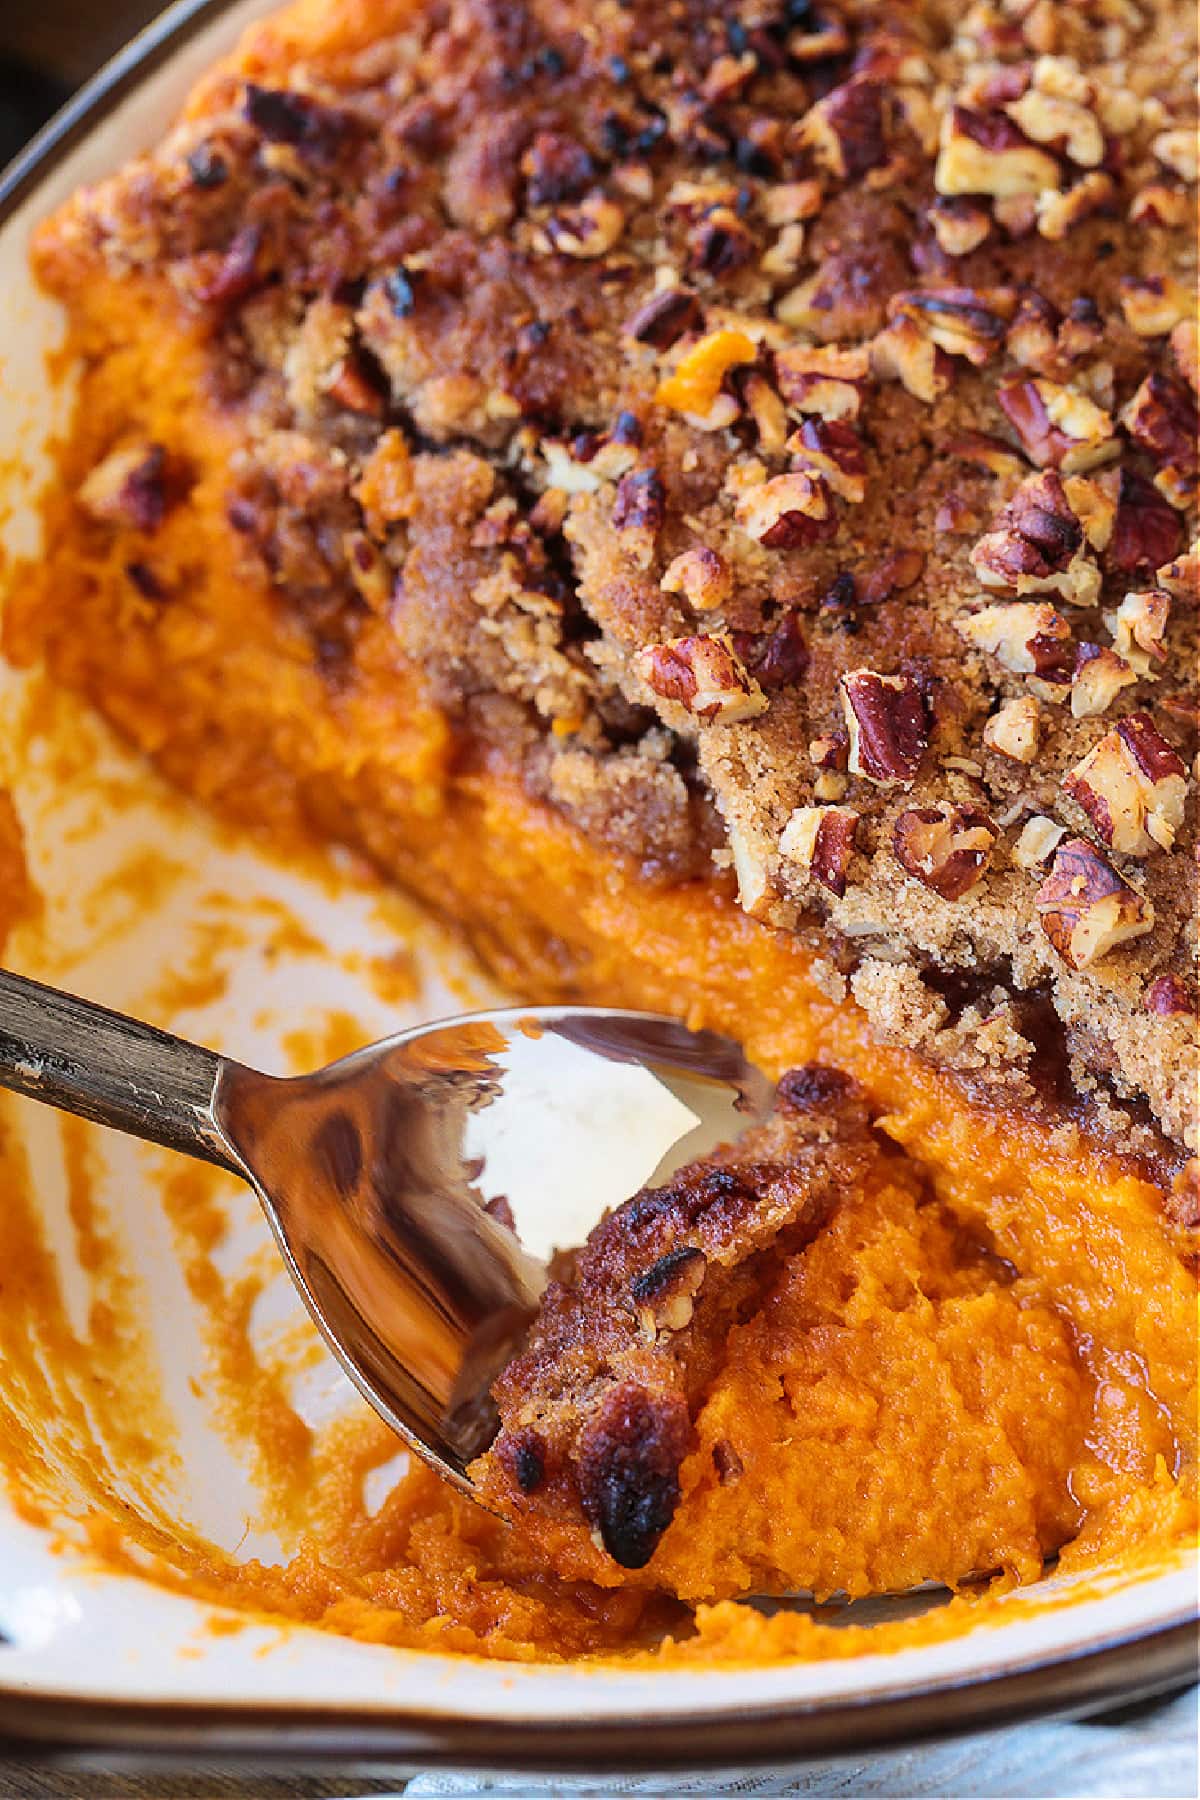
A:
[0,967,242,1174]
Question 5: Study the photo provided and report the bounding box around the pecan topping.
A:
[1155,544,1199,604]
[1013,814,1067,869]
[779,804,859,897]
[1063,714,1188,855]
[929,198,992,257]
[888,286,1017,368]
[1108,471,1184,575]
[521,131,595,206]
[1129,185,1190,230]
[630,1246,707,1339]
[798,77,891,180]
[1035,839,1155,969]
[1063,471,1117,551]
[1069,643,1137,719]
[892,803,997,900]
[983,694,1041,762]
[1152,129,1199,184]
[77,442,169,533]
[635,633,768,724]
[1109,588,1170,676]
[1006,87,1104,168]
[732,612,809,691]
[624,287,702,349]
[660,546,733,613]
[774,344,870,422]
[1036,170,1116,241]
[787,418,867,503]
[735,471,837,549]
[612,468,665,568]
[997,378,1118,474]
[741,373,790,455]
[839,669,929,787]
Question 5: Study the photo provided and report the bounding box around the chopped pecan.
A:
[1155,544,1199,604]
[956,600,1074,690]
[839,668,929,786]
[809,731,848,771]
[1144,974,1194,1017]
[542,194,626,258]
[929,197,993,257]
[1035,838,1155,969]
[870,317,951,404]
[779,804,860,897]
[624,287,702,349]
[1171,319,1198,395]
[1005,87,1104,167]
[1166,1161,1200,1230]
[1063,713,1188,854]
[1069,643,1137,719]
[774,344,870,421]
[1119,275,1193,338]
[77,442,168,532]
[892,803,997,899]
[1063,471,1118,551]
[787,418,867,503]
[935,105,1061,198]
[1152,129,1198,184]
[733,612,809,691]
[741,372,790,455]
[798,77,891,180]
[1005,291,1060,373]
[1109,588,1171,676]
[577,1380,690,1568]
[997,376,1118,474]
[1120,373,1198,511]
[859,548,925,604]
[635,632,768,724]
[971,469,1098,602]
[612,469,665,568]
[949,431,1027,479]
[1108,470,1184,575]
[690,207,757,278]
[661,546,733,614]
[763,180,823,226]
[522,131,596,206]
[1013,813,1067,868]
[343,531,391,611]
[888,286,1017,367]
[630,1246,707,1339]
[1036,170,1116,240]
[983,694,1041,762]
[1129,184,1190,229]
[735,470,837,548]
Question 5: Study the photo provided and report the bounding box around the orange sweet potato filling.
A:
[0,0,1193,1667]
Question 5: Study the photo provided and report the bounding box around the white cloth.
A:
[401,1684,1197,1799]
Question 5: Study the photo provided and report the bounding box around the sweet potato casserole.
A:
[1,0,1196,1660]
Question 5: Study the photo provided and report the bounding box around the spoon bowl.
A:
[0,976,771,1494]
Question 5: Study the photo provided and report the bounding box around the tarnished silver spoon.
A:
[0,971,771,1497]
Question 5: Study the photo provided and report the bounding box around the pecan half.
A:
[839,668,929,786]
[1035,838,1155,968]
[778,804,860,897]
[635,633,768,724]
[997,377,1118,474]
[892,803,997,900]
[1062,713,1188,854]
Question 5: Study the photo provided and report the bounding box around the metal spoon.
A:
[0,970,771,1498]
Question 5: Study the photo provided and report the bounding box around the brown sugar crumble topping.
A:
[47,0,1197,1148]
